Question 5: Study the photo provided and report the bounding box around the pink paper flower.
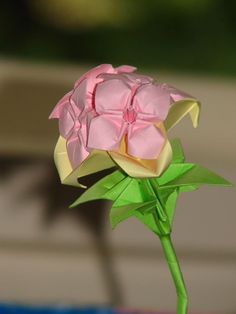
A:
[87,73,173,159]
[49,64,136,168]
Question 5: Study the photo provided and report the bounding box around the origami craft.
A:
[50,64,231,314]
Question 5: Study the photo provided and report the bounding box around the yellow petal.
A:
[54,136,116,187]
[108,123,172,178]
[164,99,201,131]
[109,139,172,178]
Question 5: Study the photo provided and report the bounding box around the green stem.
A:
[147,178,188,312]
[159,234,188,314]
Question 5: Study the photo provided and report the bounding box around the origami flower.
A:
[88,73,197,160]
[87,73,169,159]
[50,65,231,314]
[49,64,136,168]
[50,65,200,186]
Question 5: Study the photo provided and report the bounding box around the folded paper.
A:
[71,139,231,234]
[50,65,200,184]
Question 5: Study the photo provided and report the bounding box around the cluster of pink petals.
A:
[88,73,170,159]
[50,64,136,167]
[50,64,190,169]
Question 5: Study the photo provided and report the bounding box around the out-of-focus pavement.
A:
[0,59,235,314]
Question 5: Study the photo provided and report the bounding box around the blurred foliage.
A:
[0,0,235,75]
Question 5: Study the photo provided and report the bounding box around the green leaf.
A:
[164,189,179,225]
[69,137,232,237]
[158,185,198,227]
[135,211,160,235]
[179,185,198,193]
[129,179,173,235]
[171,138,185,163]
[70,170,128,207]
[157,163,194,186]
[135,206,171,236]
[110,200,156,229]
[111,178,154,207]
[158,164,232,188]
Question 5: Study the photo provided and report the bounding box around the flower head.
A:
[50,65,200,186]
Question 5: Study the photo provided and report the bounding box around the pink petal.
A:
[97,73,126,82]
[95,79,131,114]
[133,84,171,121]
[124,73,154,86]
[49,91,72,119]
[88,115,125,151]
[115,65,137,73]
[74,64,114,89]
[59,103,75,139]
[78,115,90,148]
[70,79,88,113]
[67,132,89,169]
[127,121,165,159]
[161,83,194,102]
[99,72,153,89]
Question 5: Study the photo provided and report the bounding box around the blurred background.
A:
[0,0,235,313]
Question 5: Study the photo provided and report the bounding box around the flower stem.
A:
[159,234,188,314]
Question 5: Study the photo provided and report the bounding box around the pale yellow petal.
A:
[109,139,172,178]
[164,99,201,131]
[54,136,116,187]
[108,122,172,178]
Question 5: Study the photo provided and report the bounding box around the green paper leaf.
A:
[135,206,172,236]
[70,136,232,237]
[171,138,185,163]
[157,163,194,187]
[158,185,198,227]
[70,170,128,207]
[110,200,156,229]
[164,189,179,225]
[158,164,232,188]
[135,211,160,235]
[179,185,198,193]
[130,179,173,235]
[111,178,154,207]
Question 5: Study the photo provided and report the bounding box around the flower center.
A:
[123,107,137,124]
[74,119,81,131]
